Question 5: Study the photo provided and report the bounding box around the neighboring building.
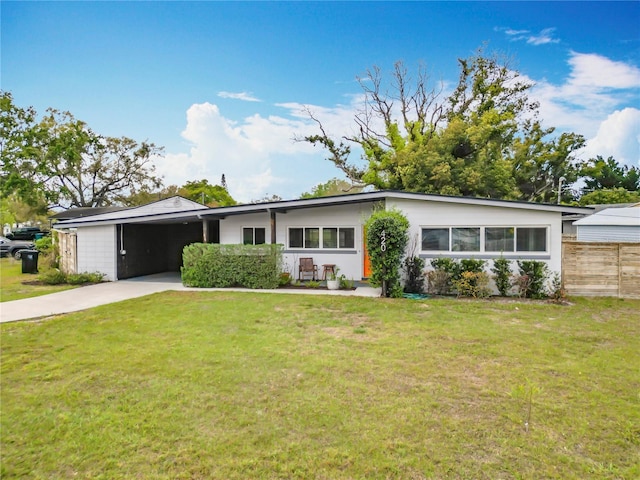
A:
[573,204,640,242]
[53,191,593,282]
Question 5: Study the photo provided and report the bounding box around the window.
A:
[485,227,514,252]
[288,227,355,249]
[422,226,548,253]
[422,228,449,251]
[452,228,480,252]
[243,227,266,245]
[516,227,547,252]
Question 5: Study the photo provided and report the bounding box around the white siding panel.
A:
[279,203,375,281]
[387,198,563,274]
[577,226,640,243]
[77,225,117,281]
[220,213,271,244]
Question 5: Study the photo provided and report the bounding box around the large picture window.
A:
[288,227,355,249]
[422,226,547,253]
[452,228,480,252]
[485,227,514,252]
[422,228,449,251]
[516,227,547,252]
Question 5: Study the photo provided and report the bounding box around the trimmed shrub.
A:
[516,260,549,299]
[429,257,486,295]
[365,209,410,298]
[453,271,491,298]
[403,255,425,294]
[181,243,282,289]
[491,256,512,296]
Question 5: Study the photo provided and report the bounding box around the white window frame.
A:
[287,226,356,250]
[421,226,549,254]
[242,226,266,245]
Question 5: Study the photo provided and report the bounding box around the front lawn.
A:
[0,257,76,302]
[1,293,638,479]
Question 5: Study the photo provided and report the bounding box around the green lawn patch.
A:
[0,257,76,302]
[1,293,638,479]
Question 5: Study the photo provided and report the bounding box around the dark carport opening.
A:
[116,220,219,280]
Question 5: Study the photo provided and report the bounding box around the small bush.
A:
[453,271,491,298]
[517,260,549,299]
[427,270,451,295]
[66,272,105,285]
[403,256,425,293]
[459,258,486,274]
[339,276,354,290]
[491,257,512,296]
[549,272,565,302]
[35,236,53,255]
[38,269,67,285]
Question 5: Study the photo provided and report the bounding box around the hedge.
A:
[181,243,283,289]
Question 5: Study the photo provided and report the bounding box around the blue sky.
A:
[2,1,639,202]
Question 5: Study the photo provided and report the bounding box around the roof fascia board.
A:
[55,191,594,228]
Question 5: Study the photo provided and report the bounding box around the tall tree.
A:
[300,177,363,198]
[579,156,640,193]
[1,92,164,208]
[179,179,237,207]
[302,51,585,202]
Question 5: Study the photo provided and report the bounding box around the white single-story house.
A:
[573,204,640,242]
[53,191,593,282]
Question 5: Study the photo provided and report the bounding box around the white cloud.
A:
[154,99,364,202]
[580,108,640,167]
[217,91,261,102]
[529,52,640,166]
[500,26,559,45]
[567,52,640,90]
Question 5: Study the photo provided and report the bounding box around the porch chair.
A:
[298,257,318,281]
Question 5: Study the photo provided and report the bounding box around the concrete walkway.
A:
[0,273,381,323]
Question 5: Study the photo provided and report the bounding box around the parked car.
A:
[6,227,48,241]
[0,236,36,259]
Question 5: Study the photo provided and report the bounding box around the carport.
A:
[116,219,220,279]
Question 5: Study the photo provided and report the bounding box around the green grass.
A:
[1,292,639,479]
[0,257,77,302]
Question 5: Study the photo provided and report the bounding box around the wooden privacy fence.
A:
[562,240,640,298]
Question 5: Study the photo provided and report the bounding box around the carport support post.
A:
[201,219,209,243]
[270,210,276,244]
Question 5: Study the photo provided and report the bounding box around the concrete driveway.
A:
[1,273,381,323]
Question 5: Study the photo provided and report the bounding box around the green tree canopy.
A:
[1,91,163,209]
[300,177,364,198]
[179,179,237,207]
[302,51,585,203]
[579,156,639,193]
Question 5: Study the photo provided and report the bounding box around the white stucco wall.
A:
[386,198,563,275]
[76,225,117,281]
[219,203,376,281]
[219,213,271,245]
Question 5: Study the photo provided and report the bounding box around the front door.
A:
[363,226,372,278]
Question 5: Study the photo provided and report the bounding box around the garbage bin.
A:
[34,233,45,240]
[21,249,39,274]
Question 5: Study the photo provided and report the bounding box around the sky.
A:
[2,1,639,203]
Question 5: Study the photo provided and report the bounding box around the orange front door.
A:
[363,226,372,278]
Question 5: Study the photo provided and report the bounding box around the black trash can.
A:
[21,249,39,274]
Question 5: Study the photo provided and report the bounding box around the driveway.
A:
[1,273,381,323]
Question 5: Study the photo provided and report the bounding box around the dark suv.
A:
[6,227,47,241]
[0,236,36,259]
